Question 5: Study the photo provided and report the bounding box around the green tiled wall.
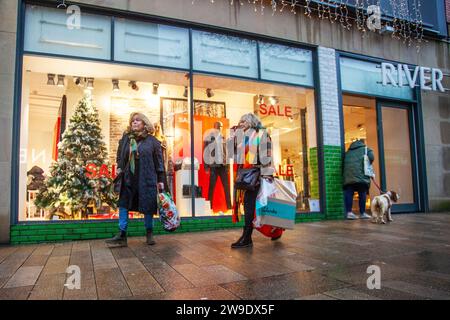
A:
[323,145,345,219]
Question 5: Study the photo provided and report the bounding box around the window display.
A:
[193,74,320,215]
[19,55,190,221]
[19,54,319,221]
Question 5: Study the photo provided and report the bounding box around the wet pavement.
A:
[1,213,450,300]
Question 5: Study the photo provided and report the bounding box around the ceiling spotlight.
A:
[74,77,83,87]
[57,75,65,87]
[152,83,159,95]
[128,81,139,91]
[357,124,364,131]
[86,78,94,90]
[256,95,265,105]
[269,96,279,105]
[112,79,120,92]
[47,74,55,86]
[183,86,188,98]
[206,88,214,98]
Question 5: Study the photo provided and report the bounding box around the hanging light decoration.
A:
[193,0,424,49]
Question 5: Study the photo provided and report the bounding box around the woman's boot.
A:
[231,226,253,248]
[146,229,155,245]
[105,230,127,247]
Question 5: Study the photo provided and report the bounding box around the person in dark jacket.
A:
[343,139,374,220]
[106,112,165,247]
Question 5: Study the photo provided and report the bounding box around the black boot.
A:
[105,230,127,247]
[231,226,253,249]
[146,229,155,246]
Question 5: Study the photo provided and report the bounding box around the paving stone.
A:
[94,268,132,300]
[92,247,118,271]
[171,263,220,287]
[322,288,382,300]
[381,251,450,274]
[383,280,450,300]
[133,285,240,300]
[201,265,248,284]
[116,257,164,296]
[147,265,195,291]
[0,246,19,264]
[63,271,97,300]
[317,261,411,286]
[4,266,43,288]
[295,293,337,300]
[0,286,33,300]
[41,256,70,275]
[0,246,36,278]
[221,271,350,300]
[51,243,73,257]
[29,273,66,300]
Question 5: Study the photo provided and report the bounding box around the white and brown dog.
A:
[370,191,400,224]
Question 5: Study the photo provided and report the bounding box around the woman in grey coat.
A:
[106,112,165,247]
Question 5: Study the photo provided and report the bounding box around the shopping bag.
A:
[255,178,297,230]
[255,224,284,239]
[158,191,181,232]
[364,146,375,178]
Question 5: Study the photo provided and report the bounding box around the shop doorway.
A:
[343,95,419,213]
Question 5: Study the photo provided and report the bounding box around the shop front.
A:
[338,54,428,214]
[4,0,441,245]
[10,3,325,243]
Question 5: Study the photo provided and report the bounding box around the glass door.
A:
[377,101,418,212]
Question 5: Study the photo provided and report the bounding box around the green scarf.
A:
[128,130,147,175]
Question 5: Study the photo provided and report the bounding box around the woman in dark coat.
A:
[106,112,165,247]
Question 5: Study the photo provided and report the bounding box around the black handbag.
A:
[112,171,123,194]
[235,167,261,191]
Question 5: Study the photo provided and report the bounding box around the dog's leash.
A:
[371,177,386,194]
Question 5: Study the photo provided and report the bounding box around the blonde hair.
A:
[127,112,154,135]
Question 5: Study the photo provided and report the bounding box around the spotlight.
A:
[86,78,94,90]
[128,81,139,91]
[152,83,159,95]
[47,74,55,86]
[269,96,279,105]
[358,124,364,131]
[112,79,120,92]
[183,86,188,98]
[74,77,83,87]
[256,95,265,105]
[206,88,214,98]
[56,75,65,87]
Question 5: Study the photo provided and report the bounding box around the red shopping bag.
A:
[255,224,284,239]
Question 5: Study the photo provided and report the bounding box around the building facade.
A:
[0,0,449,244]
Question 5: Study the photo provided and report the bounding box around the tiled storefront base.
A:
[10,213,339,244]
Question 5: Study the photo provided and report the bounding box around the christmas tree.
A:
[35,94,117,219]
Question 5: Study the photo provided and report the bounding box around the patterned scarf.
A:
[128,130,147,175]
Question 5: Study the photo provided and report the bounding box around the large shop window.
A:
[340,57,414,101]
[191,74,320,216]
[24,5,111,60]
[19,55,190,221]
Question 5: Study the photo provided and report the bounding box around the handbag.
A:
[363,146,375,178]
[112,171,123,194]
[235,167,261,191]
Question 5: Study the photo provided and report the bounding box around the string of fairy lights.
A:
[192,0,425,50]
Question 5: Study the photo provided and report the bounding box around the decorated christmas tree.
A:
[35,94,117,219]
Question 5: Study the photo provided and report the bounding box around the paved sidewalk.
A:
[1,213,450,300]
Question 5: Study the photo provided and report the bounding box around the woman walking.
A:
[106,112,165,247]
[230,113,274,249]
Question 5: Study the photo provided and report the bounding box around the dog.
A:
[370,191,400,224]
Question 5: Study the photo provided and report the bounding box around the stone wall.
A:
[0,0,18,243]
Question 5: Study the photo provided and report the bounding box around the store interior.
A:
[20,55,320,221]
